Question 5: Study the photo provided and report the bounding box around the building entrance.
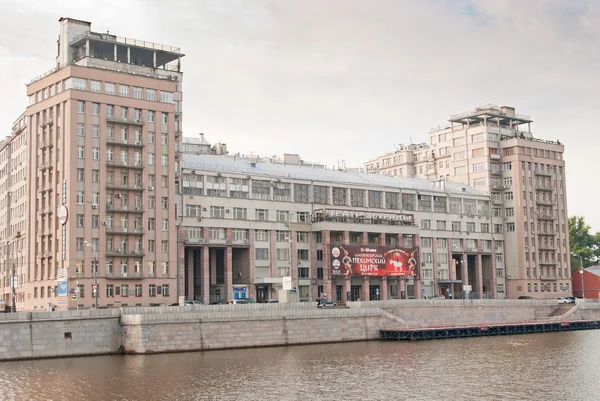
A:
[351,285,361,301]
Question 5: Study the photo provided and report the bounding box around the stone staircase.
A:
[539,304,578,321]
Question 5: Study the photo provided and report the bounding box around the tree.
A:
[568,216,599,270]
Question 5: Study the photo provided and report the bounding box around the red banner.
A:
[330,246,418,277]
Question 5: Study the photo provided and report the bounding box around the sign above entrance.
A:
[313,209,414,225]
[282,276,292,291]
[330,246,418,277]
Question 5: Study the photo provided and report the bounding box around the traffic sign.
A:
[57,205,68,225]
[376,288,380,294]
[92,284,97,290]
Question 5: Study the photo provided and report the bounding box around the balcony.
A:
[537,214,556,220]
[106,116,145,126]
[38,141,54,149]
[106,204,144,214]
[535,184,553,191]
[535,200,553,206]
[489,169,501,176]
[106,138,145,148]
[479,248,493,254]
[492,199,503,205]
[105,227,145,236]
[534,170,554,177]
[491,183,504,190]
[489,154,501,160]
[175,128,182,137]
[105,272,144,280]
[540,276,558,281]
[38,163,53,171]
[106,161,144,170]
[183,238,206,245]
[106,182,145,192]
[105,248,145,258]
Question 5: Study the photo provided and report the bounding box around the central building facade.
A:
[180,154,503,303]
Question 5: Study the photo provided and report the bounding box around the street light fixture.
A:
[84,240,99,309]
[10,232,22,313]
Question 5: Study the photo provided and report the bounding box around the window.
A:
[121,284,129,297]
[421,220,431,230]
[313,186,329,204]
[162,262,169,275]
[255,230,269,242]
[232,229,248,241]
[105,82,116,95]
[90,80,101,93]
[146,89,157,101]
[148,284,156,297]
[92,147,99,160]
[255,248,269,260]
[350,189,366,207]
[231,207,246,219]
[135,284,143,297]
[276,210,289,222]
[277,248,290,261]
[132,87,143,99]
[121,107,128,120]
[506,222,515,232]
[76,238,84,251]
[76,191,85,205]
[297,232,309,243]
[77,101,85,114]
[256,209,269,221]
[480,223,490,233]
[504,192,514,201]
[119,85,129,97]
[77,123,85,136]
[421,237,432,248]
[161,154,168,166]
[161,218,168,231]
[148,218,155,231]
[92,124,99,137]
[276,231,290,242]
[273,182,291,201]
[332,187,348,206]
[297,212,310,223]
[452,221,461,232]
[436,220,446,230]
[77,168,84,181]
[438,253,448,264]
[92,102,100,115]
[162,240,169,253]
[148,111,155,123]
[294,184,310,203]
[402,194,416,211]
[161,112,168,124]
[210,206,225,219]
[252,180,271,200]
[437,238,447,248]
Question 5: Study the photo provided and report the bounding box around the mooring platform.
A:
[380,320,600,341]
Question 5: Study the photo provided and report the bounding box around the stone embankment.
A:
[1,299,598,361]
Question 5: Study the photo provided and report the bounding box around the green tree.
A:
[568,216,598,269]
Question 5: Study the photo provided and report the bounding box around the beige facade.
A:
[364,105,571,298]
[180,154,505,303]
[1,17,184,310]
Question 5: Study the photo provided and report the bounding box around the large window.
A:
[402,194,416,211]
[273,182,291,201]
[385,192,399,209]
[313,185,329,204]
[252,180,270,200]
[332,187,347,206]
[350,189,366,207]
[294,184,309,203]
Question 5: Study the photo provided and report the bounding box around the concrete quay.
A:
[0,300,598,361]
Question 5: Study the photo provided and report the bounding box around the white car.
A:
[556,297,569,304]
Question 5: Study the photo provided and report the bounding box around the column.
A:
[153,51,157,68]
[379,233,388,300]
[310,232,318,301]
[396,234,404,299]
[270,230,277,298]
[127,46,131,64]
[210,250,217,286]
[322,230,331,299]
[432,236,438,296]
[225,246,233,302]
[414,234,422,299]
[178,227,186,300]
[186,248,194,299]
[290,230,297,290]
[462,253,469,299]
[202,245,209,305]
[476,253,483,299]
[113,44,117,61]
[342,231,350,303]
[361,232,369,301]
[248,229,255,300]
[225,229,233,302]
[85,39,90,57]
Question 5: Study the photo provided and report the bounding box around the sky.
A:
[0,0,599,228]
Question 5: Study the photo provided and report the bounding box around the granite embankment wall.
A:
[0,309,121,360]
[2,300,600,361]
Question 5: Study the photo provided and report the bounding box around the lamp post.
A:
[571,253,584,299]
[10,232,22,313]
[84,241,98,309]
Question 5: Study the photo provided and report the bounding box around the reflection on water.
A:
[1,331,600,400]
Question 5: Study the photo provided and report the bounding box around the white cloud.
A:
[0,0,598,227]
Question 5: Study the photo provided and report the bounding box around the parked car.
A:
[518,296,533,300]
[266,299,279,304]
[184,299,202,306]
[245,298,256,303]
[565,297,576,304]
[556,297,569,304]
[431,295,446,300]
[317,299,337,308]
[228,299,249,305]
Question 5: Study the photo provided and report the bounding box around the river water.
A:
[1,331,599,401]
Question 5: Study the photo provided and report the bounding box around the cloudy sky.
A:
[0,0,599,227]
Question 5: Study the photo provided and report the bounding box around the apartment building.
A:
[364,105,571,298]
[179,153,505,304]
[0,17,184,310]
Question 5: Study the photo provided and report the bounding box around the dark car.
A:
[317,298,337,308]
[518,296,533,300]
[565,297,576,304]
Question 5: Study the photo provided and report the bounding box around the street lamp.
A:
[84,241,98,309]
[10,232,22,313]
[571,252,584,299]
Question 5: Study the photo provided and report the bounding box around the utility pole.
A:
[10,232,21,313]
[85,241,98,309]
